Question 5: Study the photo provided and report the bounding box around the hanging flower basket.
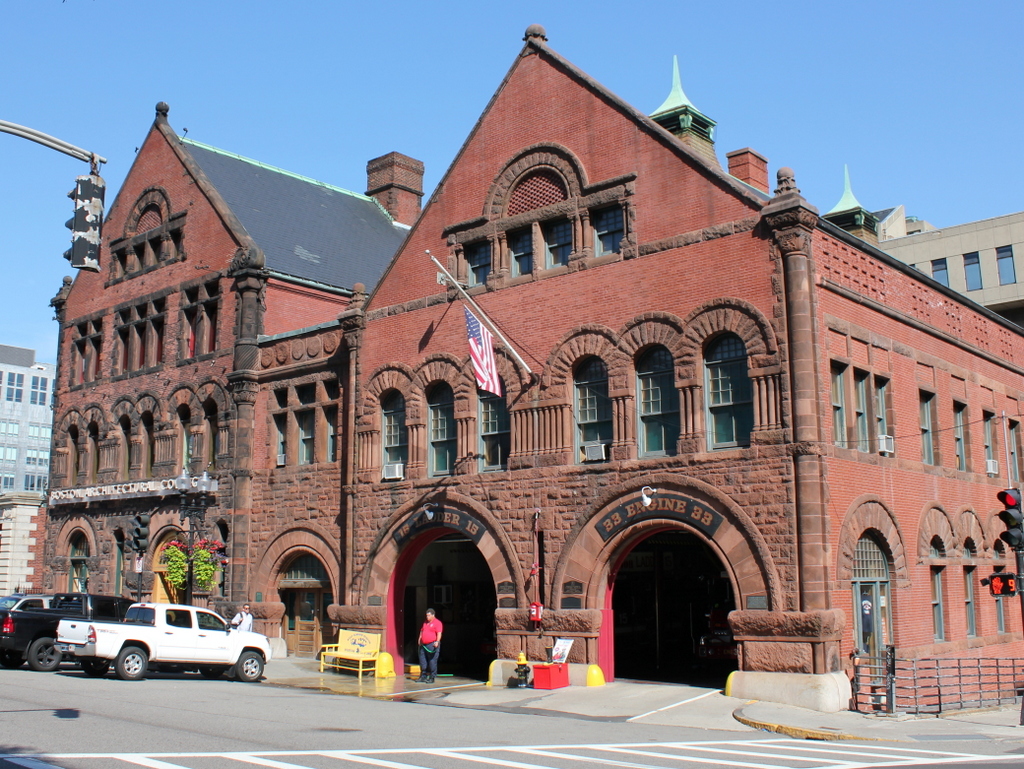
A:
[160,538,228,591]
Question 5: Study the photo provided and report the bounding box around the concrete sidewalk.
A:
[262,655,1024,745]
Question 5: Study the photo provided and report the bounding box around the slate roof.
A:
[183,139,407,290]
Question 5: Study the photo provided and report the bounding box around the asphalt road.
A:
[1,666,1022,769]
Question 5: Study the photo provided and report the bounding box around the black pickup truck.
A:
[0,593,134,671]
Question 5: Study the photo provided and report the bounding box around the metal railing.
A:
[853,647,1024,714]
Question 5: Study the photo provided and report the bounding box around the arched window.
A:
[479,390,510,471]
[575,357,611,462]
[67,425,80,485]
[177,405,192,472]
[704,334,753,450]
[428,384,456,477]
[140,412,155,479]
[119,416,132,481]
[851,534,891,658]
[930,536,946,641]
[69,533,89,592]
[203,400,219,470]
[381,391,407,477]
[637,346,679,457]
[87,422,100,484]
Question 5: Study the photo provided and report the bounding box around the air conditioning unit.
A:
[583,443,607,462]
[877,434,895,455]
[986,459,1000,476]
[276,453,286,466]
[382,462,404,480]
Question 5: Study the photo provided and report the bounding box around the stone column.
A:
[227,258,267,602]
[762,169,830,614]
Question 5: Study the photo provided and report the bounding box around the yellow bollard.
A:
[586,664,606,686]
[375,652,396,678]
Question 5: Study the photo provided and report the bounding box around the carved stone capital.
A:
[774,228,811,256]
[228,374,260,404]
[229,246,265,273]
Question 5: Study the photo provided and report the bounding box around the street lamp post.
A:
[174,469,218,606]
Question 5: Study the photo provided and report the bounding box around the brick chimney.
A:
[366,152,424,226]
[726,148,769,193]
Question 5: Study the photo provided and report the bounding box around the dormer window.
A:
[465,242,491,287]
[592,207,624,257]
[543,220,573,268]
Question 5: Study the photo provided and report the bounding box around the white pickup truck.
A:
[56,602,272,682]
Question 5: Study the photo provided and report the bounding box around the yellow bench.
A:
[319,630,381,679]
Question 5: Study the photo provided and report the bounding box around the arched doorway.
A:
[392,531,496,680]
[610,529,737,685]
[278,554,333,657]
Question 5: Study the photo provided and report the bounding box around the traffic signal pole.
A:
[996,489,1024,725]
[0,120,106,172]
[1,120,107,271]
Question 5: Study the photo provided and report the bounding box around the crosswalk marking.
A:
[1,739,1014,769]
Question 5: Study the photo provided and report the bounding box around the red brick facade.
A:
[43,32,1024,698]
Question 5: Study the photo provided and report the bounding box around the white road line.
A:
[107,757,190,769]
[626,689,720,721]
[512,746,706,768]
[321,751,459,769]
[593,744,828,769]
[740,739,991,760]
[433,748,570,769]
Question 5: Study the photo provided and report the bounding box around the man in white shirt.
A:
[230,603,254,632]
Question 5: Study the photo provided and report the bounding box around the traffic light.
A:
[63,173,105,272]
[989,572,1018,597]
[998,489,1024,548]
[131,513,151,552]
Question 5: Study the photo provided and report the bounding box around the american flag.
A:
[464,307,503,396]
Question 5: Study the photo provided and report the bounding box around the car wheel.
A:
[27,637,61,672]
[0,649,23,669]
[115,646,148,681]
[234,651,264,683]
[81,659,110,678]
[199,666,225,679]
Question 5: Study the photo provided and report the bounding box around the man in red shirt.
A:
[417,608,443,683]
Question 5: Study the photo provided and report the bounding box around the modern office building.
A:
[0,345,54,593]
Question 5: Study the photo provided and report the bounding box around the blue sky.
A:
[3,1,1021,362]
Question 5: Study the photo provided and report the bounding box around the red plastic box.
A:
[532,663,569,689]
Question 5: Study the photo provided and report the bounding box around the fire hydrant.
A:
[514,652,531,688]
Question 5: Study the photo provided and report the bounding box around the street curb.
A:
[731,706,888,742]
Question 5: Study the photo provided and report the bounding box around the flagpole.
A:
[427,250,535,380]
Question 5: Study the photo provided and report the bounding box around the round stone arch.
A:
[835,496,909,588]
[551,473,781,614]
[362,364,416,424]
[135,392,167,425]
[918,504,956,556]
[414,354,471,416]
[55,516,98,558]
[357,491,522,607]
[618,312,688,362]
[484,143,588,219]
[251,524,342,600]
[110,396,137,425]
[167,384,202,418]
[542,324,631,398]
[195,379,232,415]
[954,507,988,556]
[125,187,172,237]
[679,298,779,376]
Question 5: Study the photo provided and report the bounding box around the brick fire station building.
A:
[44,27,1024,707]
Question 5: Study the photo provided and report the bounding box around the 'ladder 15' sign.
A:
[595,491,724,542]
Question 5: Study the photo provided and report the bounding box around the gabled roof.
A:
[182,139,407,290]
